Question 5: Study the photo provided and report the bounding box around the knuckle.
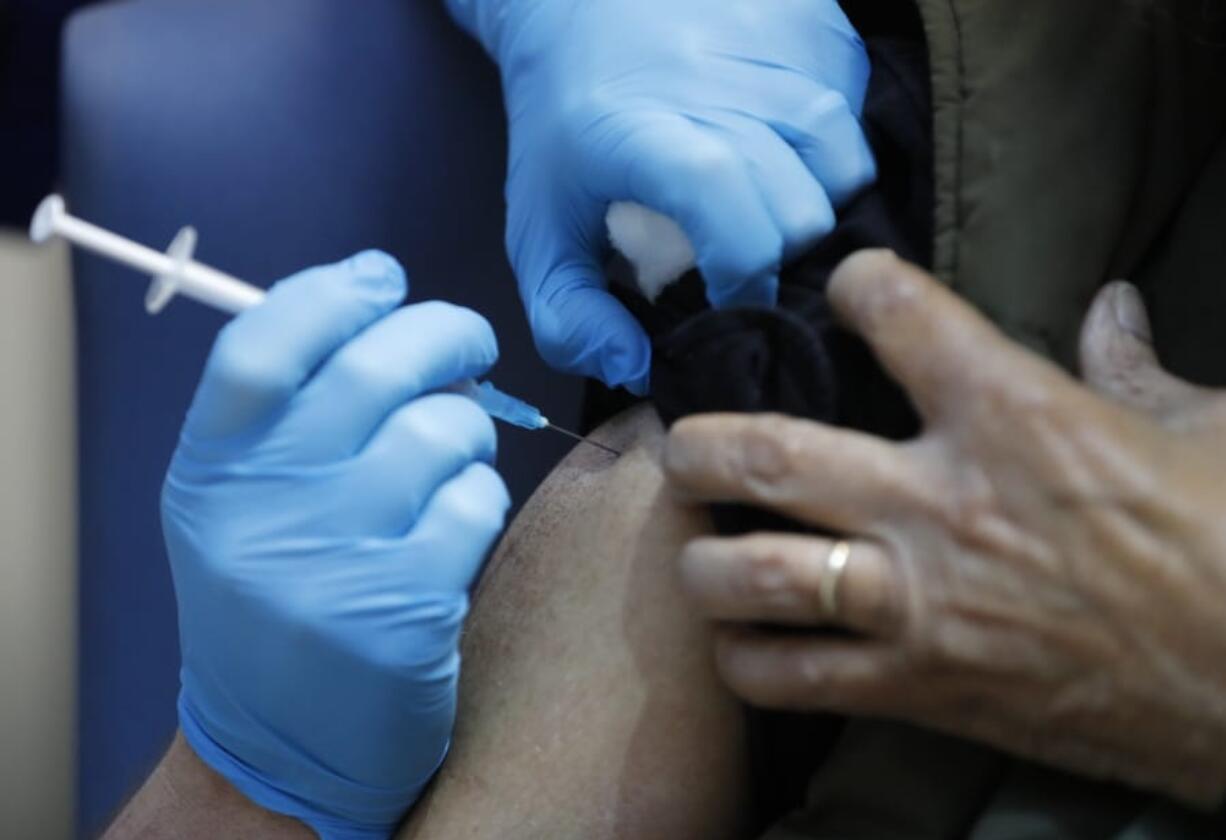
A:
[830,251,924,328]
[739,415,803,487]
[858,263,925,328]
[833,153,878,202]
[976,375,1076,443]
[800,90,853,132]
[401,301,493,360]
[741,544,795,601]
[207,328,297,403]
[797,650,830,691]
[780,200,836,246]
[389,398,490,460]
[929,620,988,671]
[936,469,1000,538]
[385,401,450,449]
[331,345,399,394]
[457,404,499,456]
[678,138,741,185]
[708,228,784,282]
[995,375,1057,418]
[438,470,510,534]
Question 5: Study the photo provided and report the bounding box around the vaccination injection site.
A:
[4,1,1226,839]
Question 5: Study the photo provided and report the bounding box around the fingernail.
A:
[350,250,408,299]
[1111,282,1152,343]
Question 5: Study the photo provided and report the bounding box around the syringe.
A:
[29,194,619,456]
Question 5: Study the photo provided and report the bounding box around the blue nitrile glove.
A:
[163,251,511,839]
[447,0,876,395]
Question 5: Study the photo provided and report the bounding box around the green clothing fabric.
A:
[761,2,1226,838]
[918,0,1226,370]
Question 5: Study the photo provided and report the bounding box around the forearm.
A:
[104,732,313,840]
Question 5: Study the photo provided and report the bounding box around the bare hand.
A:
[664,250,1226,805]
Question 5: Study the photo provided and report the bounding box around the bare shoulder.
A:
[535,401,667,495]
[476,403,682,599]
[400,402,748,840]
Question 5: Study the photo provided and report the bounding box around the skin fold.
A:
[664,250,1226,806]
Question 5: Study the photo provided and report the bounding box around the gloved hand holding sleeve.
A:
[163,252,511,839]
[447,0,876,394]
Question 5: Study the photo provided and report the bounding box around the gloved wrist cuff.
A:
[179,693,408,840]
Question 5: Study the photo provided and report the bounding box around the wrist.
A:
[179,692,412,840]
[104,733,313,840]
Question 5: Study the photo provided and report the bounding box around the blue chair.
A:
[62,1,582,833]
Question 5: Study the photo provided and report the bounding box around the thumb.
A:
[1079,281,1204,418]
[524,256,652,395]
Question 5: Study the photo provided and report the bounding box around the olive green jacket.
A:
[919,0,1226,380]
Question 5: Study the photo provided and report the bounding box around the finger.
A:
[704,114,836,260]
[589,111,783,309]
[400,462,511,591]
[278,301,498,459]
[770,89,877,207]
[664,413,929,533]
[340,394,498,536]
[713,627,900,714]
[186,251,406,441]
[519,251,652,395]
[679,534,903,637]
[1079,281,1206,416]
[827,250,1056,421]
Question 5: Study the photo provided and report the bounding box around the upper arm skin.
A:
[401,404,751,839]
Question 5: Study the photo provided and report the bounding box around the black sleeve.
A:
[839,0,926,41]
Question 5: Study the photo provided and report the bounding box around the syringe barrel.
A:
[449,380,548,431]
[55,211,265,314]
[57,213,170,277]
[178,263,266,314]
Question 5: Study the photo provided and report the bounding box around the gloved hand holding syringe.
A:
[29,194,618,456]
[35,195,566,837]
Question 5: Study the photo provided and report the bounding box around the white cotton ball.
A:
[606,201,696,302]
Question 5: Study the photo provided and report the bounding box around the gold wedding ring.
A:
[820,541,852,619]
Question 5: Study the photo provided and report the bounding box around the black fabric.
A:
[840,0,929,44]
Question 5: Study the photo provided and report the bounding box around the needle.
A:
[547,424,622,457]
